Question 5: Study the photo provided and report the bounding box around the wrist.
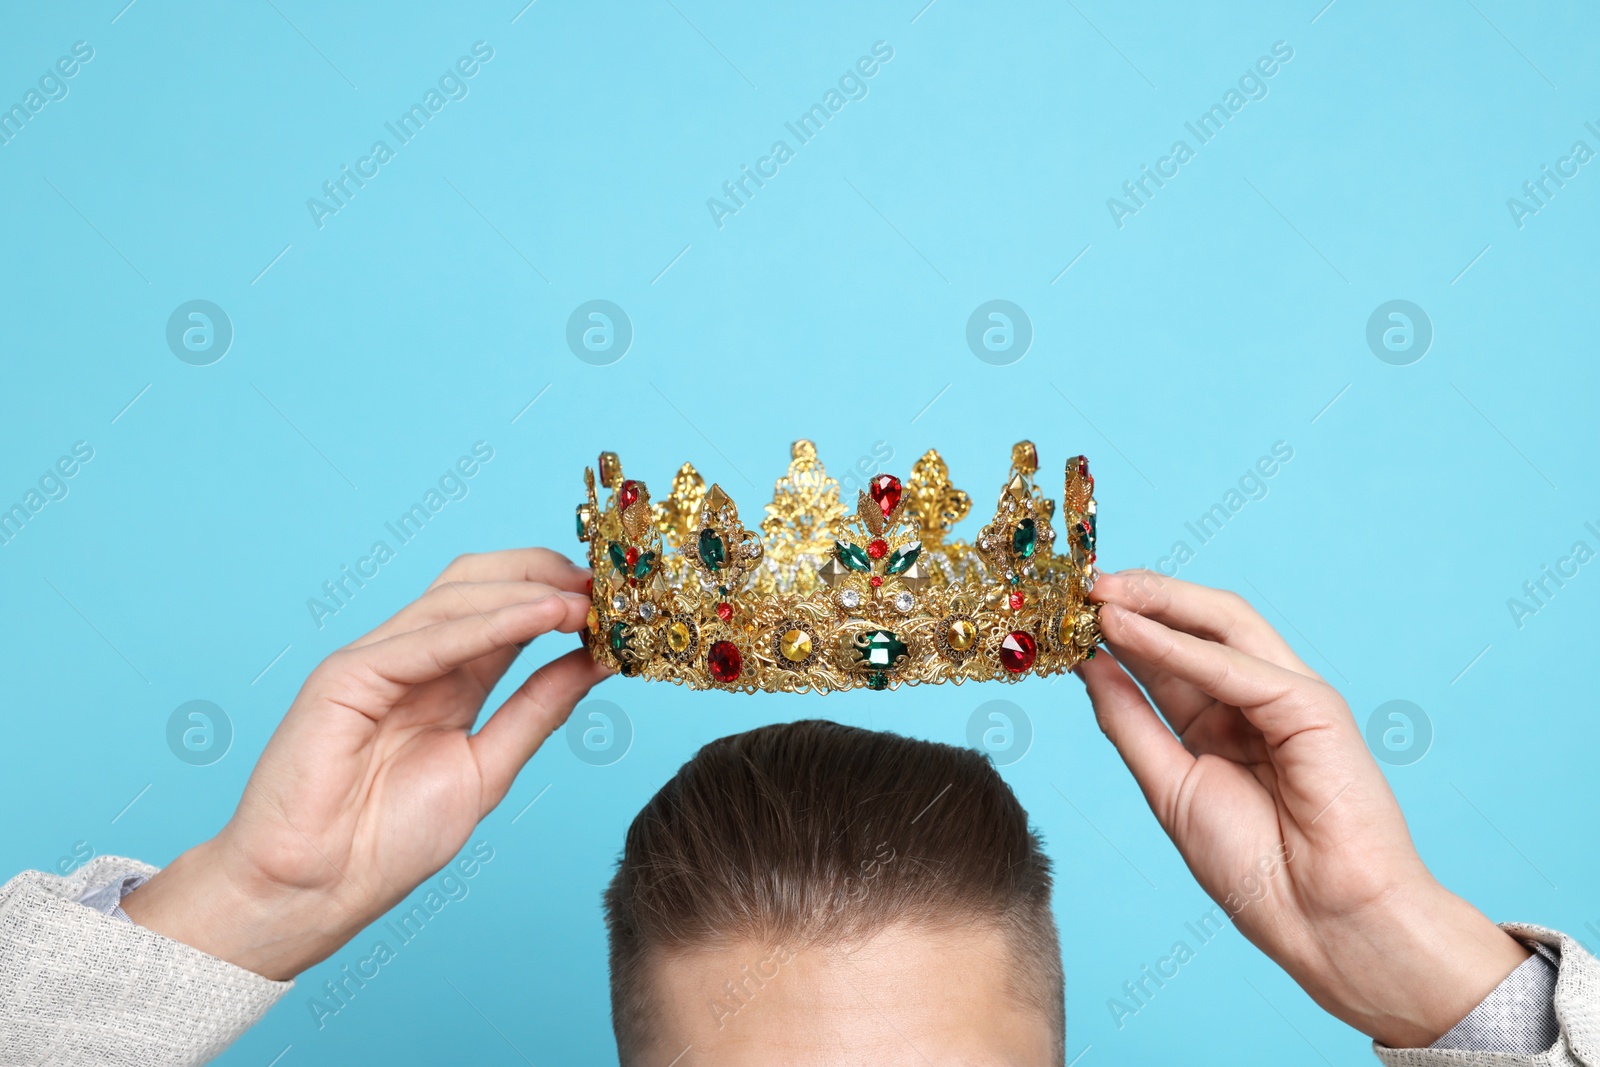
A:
[1288,878,1530,1048]
[120,834,359,981]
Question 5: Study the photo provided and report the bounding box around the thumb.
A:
[1077,650,1195,835]
[471,646,615,812]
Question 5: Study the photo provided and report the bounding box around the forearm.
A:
[1280,878,1530,1049]
[121,833,360,982]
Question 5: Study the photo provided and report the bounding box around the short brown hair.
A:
[603,719,1063,1060]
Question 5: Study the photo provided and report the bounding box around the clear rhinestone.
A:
[893,592,914,612]
[610,594,627,612]
[839,589,861,609]
[978,535,991,550]
[741,542,760,558]
[637,602,658,622]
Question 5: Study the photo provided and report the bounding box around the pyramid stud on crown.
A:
[575,440,1102,693]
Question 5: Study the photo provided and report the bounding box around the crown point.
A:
[598,452,623,489]
[1012,441,1039,474]
[1063,455,1095,515]
[792,439,817,461]
[1006,472,1028,500]
[706,483,732,512]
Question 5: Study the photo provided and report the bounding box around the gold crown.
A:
[575,440,1102,693]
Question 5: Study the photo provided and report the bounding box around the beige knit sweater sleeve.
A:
[0,855,290,1066]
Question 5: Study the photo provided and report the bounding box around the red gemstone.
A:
[999,630,1037,673]
[869,575,883,588]
[707,640,742,683]
[869,474,902,518]
[1009,590,1025,610]
[619,479,640,510]
[715,602,733,622]
[624,546,641,568]
[867,538,889,559]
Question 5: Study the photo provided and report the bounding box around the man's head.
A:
[604,719,1063,1066]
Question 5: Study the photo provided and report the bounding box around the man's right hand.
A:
[1079,569,1530,1049]
[122,548,609,981]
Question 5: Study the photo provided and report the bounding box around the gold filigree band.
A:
[576,440,1101,693]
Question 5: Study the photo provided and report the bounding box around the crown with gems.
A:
[575,440,1102,693]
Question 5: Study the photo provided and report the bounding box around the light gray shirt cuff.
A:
[74,868,148,924]
[1427,941,1561,1054]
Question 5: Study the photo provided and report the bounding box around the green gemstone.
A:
[835,540,872,573]
[1012,518,1037,559]
[575,509,586,539]
[885,540,922,576]
[608,621,631,654]
[632,550,657,580]
[867,671,889,691]
[607,541,627,575]
[1084,646,1098,660]
[697,528,726,571]
[861,629,908,670]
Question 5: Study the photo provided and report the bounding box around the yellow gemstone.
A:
[780,628,813,662]
[947,618,977,652]
[1059,612,1074,646]
[586,606,599,634]
[667,619,692,653]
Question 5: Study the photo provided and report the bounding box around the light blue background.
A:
[3,1,1597,1063]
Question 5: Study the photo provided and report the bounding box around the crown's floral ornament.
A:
[576,440,1102,692]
